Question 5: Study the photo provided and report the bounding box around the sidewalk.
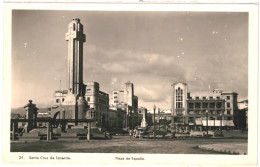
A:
[221,130,248,139]
[198,143,247,155]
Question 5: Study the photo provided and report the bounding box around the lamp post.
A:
[125,104,128,129]
[220,113,222,136]
[206,109,208,137]
[153,105,156,131]
[131,108,134,130]
[158,108,160,130]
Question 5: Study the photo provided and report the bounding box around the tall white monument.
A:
[60,18,88,125]
[65,18,86,95]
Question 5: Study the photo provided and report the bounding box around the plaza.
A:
[11,134,247,154]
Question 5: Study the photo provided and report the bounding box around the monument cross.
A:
[65,18,86,95]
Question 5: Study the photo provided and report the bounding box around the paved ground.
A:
[11,135,247,154]
[198,143,247,155]
[221,130,248,138]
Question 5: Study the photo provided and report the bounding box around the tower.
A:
[60,18,88,126]
[124,81,134,107]
[171,83,188,128]
[65,18,86,95]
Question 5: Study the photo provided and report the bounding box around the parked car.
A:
[190,130,205,137]
[133,129,145,138]
[206,130,215,137]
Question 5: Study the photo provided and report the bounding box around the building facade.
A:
[52,81,110,127]
[236,99,248,130]
[85,82,109,128]
[171,82,238,133]
[53,90,68,106]
[110,81,139,129]
[111,81,138,113]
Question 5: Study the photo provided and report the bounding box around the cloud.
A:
[111,77,117,86]
[135,84,169,103]
[143,54,159,64]
[101,63,129,74]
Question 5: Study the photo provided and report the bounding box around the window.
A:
[114,96,117,99]
[62,98,65,102]
[227,96,230,100]
[209,96,213,100]
[195,103,201,108]
[202,102,208,108]
[188,103,194,109]
[227,102,230,108]
[227,116,232,120]
[56,99,59,103]
[216,102,222,108]
[176,102,183,108]
[195,97,199,100]
[113,92,118,94]
[227,110,231,114]
[209,102,215,108]
[86,89,91,92]
[176,87,183,109]
[216,96,220,100]
[202,97,206,100]
[87,97,90,101]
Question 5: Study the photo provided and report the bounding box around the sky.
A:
[11,10,248,111]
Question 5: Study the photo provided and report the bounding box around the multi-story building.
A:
[110,81,139,129]
[53,81,110,127]
[236,99,248,130]
[85,82,109,127]
[111,81,138,113]
[171,82,238,133]
[53,90,68,106]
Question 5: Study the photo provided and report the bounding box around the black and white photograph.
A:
[2,2,258,166]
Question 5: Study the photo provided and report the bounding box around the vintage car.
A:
[206,130,215,137]
[190,130,215,137]
[190,130,205,137]
[133,128,145,138]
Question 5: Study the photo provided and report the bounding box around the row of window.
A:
[188,96,231,100]
[187,116,232,121]
[187,110,231,115]
[176,102,183,109]
[186,102,230,109]
[56,98,65,103]
[188,102,223,109]
[176,87,184,109]
[191,96,221,100]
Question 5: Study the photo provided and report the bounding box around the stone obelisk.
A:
[65,18,86,95]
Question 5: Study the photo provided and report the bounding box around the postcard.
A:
[2,1,258,166]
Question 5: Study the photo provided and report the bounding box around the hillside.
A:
[11,107,50,116]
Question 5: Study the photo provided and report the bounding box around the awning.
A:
[202,120,235,126]
[202,120,215,126]
[223,120,235,126]
[195,119,202,125]
[215,120,221,126]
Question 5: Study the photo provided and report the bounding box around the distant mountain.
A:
[11,107,26,116]
[11,107,51,116]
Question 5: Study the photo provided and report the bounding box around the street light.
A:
[206,109,208,137]
[220,113,222,136]
[153,105,156,131]
[158,108,160,130]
